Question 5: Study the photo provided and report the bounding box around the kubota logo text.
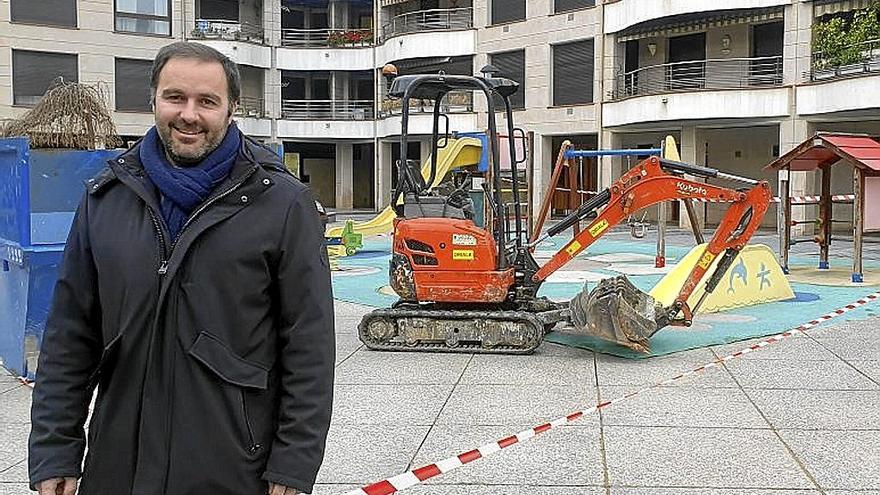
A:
[677,182,707,196]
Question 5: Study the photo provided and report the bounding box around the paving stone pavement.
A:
[2,304,878,494]
[2,227,879,494]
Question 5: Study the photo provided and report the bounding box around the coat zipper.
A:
[147,208,169,275]
[239,390,261,453]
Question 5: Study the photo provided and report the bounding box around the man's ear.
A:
[228,102,239,122]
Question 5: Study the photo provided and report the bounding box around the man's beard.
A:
[158,123,225,166]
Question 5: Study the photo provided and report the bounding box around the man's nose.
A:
[179,100,198,122]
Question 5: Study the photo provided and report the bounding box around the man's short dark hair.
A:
[150,41,241,112]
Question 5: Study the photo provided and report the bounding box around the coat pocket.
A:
[186,331,269,390]
[187,331,270,455]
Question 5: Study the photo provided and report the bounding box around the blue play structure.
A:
[0,137,119,378]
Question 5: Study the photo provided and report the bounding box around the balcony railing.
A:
[612,56,783,99]
[810,38,880,81]
[378,90,474,118]
[382,7,473,39]
[281,99,375,120]
[280,28,374,48]
[235,96,266,119]
[192,18,265,44]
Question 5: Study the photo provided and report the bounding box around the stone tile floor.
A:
[2,226,879,494]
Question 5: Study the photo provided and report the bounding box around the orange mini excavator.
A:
[359,71,771,353]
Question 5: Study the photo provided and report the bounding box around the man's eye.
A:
[166,95,183,102]
[201,99,218,106]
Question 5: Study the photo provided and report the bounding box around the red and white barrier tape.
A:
[343,291,880,495]
[551,192,855,204]
[691,194,855,204]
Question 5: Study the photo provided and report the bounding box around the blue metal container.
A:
[0,137,120,378]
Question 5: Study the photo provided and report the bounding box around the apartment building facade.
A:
[2,0,879,225]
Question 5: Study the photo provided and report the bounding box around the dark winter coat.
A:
[28,136,335,495]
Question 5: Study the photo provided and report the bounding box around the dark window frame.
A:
[489,49,526,110]
[114,58,154,113]
[12,49,79,107]
[114,0,173,36]
[553,0,596,15]
[552,38,595,107]
[490,0,526,26]
[10,0,78,28]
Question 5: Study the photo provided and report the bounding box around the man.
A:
[28,42,335,495]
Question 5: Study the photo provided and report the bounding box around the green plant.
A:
[813,3,880,69]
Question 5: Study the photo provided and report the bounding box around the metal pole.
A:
[819,165,831,269]
[683,199,705,244]
[569,155,580,235]
[656,201,667,268]
[530,140,571,243]
[853,167,864,283]
[781,169,791,274]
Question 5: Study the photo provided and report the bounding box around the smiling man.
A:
[28,42,335,495]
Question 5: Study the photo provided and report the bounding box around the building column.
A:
[376,140,393,209]
[335,142,354,210]
[678,126,707,230]
[529,132,549,219]
[262,0,280,46]
[783,1,813,86]
[599,129,623,189]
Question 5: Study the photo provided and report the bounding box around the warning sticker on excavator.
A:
[698,251,716,269]
[452,234,477,246]
[589,219,610,237]
[453,249,474,260]
[564,240,582,256]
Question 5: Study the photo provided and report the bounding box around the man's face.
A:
[153,57,236,165]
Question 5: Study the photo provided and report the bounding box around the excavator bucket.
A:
[569,276,664,353]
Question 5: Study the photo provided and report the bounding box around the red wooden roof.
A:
[764,133,880,174]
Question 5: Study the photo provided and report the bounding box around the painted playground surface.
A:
[331,228,880,358]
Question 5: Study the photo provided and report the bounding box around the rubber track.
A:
[358,307,547,355]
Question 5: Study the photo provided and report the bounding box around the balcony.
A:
[235,96,266,119]
[382,8,473,40]
[612,56,783,99]
[810,38,880,82]
[281,28,374,48]
[281,99,375,120]
[192,19,265,44]
[378,90,474,118]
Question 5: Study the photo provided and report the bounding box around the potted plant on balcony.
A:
[813,6,880,78]
[328,29,373,47]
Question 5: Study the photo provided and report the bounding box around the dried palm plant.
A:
[0,78,122,149]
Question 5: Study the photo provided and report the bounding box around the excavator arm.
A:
[533,155,772,352]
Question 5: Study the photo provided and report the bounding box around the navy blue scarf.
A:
[140,123,241,240]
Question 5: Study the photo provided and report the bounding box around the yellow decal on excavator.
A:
[453,249,474,261]
[698,251,716,269]
[589,219,610,238]
[564,240,582,256]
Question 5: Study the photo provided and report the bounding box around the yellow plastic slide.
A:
[325,137,483,237]
[649,243,794,313]
[649,135,793,313]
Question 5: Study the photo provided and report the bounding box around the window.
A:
[11,0,77,27]
[491,0,525,25]
[115,58,153,112]
[115,0,171,35]
[12,50,78,106]
[553,39,594,106]
[489,50,526,109]
[554,0,595,14]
